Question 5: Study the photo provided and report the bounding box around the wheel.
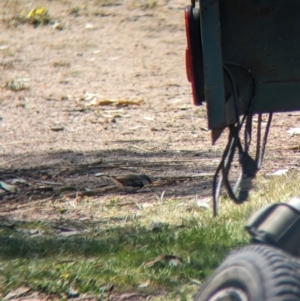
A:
[194,244,300,301]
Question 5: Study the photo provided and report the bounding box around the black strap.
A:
[212,64,272,216]
[212,113,272,216]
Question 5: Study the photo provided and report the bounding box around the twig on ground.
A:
[131,145,155,152]
[0,155,29,167]
[79,186,115,196]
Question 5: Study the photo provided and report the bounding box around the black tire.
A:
[194,244,300,301]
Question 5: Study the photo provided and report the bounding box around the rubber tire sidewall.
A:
[194,257,265,301]
[195,244,300,301]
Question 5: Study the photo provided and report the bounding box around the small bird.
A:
[108,174,152,192]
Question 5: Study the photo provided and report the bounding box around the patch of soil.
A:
[1,0,300,220]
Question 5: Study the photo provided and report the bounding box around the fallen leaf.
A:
[102,113,124,118]
[3,286,31,300]
[85,23,94,29]
[99,284,114,293]
[5,79,29,91]
[144,255,182,267]
[51,21,63,30]
[118,293,142,300]
[0,180,17,193]
[137,203,153,210]
[289,145,300,152]
[29,229,41,235]
[59,230,79,237]
[86,98,143,107]
[159,190,166,202]
[128,126,147,130]
[196,201,210,209]
[287,127,300,135]
[95,173,105,177]
[190,278,202,285]
[67,287,79,298]
[82,158,103,165]
[138,279,151,288]
[117,99,141,106]
[17,229,41,236]
[196,197,211,209]
[265,169,289,177]
[169,257,182,267]
[50,126,64,131]
[86,99,114,106]
[10,178,27,185]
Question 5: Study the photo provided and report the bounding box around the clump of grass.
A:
[13,7,52,27]
[5,78,29,91]
[1,170,299,299]
[26,7,50,26]
[52,61,71,68]
[127,0,158,9]
[70,6,81,16]
[94,0,122,7]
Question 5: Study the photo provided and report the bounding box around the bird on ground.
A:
[108,174,152,192]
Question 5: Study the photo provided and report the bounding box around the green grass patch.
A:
[1,171,300,299]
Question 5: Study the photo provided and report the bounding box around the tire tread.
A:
[195,244,300,301]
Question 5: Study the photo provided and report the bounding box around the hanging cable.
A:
[212,63,272,216]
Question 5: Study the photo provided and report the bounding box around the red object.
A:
[184,5,204,106]
[185,7,195,87]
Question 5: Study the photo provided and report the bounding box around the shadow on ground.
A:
[0,148,221,207]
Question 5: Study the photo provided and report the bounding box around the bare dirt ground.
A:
[1,0,300,299]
